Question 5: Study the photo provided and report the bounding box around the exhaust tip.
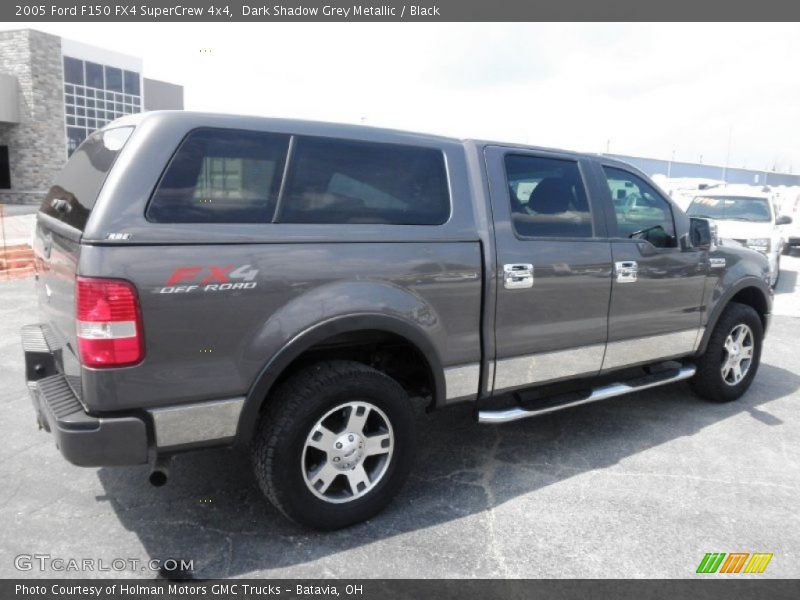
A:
[149,469,168,487]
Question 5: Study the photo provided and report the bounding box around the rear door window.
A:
[504,154,593,238]
[277,137,450,225]
[40,126,133,231]
[147,128,290,223]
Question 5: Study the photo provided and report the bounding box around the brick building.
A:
[0,29,183,204]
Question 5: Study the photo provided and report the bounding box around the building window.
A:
[104,66,123,92]
[0,146,10,189]
[123,70,140,95]
[62,56,142,156]
[63,57,84,85]
[86,62,104,88]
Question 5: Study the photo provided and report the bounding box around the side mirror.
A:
[776,215,793,226]
[690,217,715,249]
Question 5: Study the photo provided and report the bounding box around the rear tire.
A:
[252,360,416,530]
[691,302,763,403]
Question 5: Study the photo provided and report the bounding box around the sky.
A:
[6,22,800,172]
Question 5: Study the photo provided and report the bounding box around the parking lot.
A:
[1,255,799,579]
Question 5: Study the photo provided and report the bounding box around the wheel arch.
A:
[697,278,771,355]
[236,314,445,445]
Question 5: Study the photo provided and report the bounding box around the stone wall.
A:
[0,29,66,205]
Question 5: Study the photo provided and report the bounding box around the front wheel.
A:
[251,360,416,530]
[690,302,763,403]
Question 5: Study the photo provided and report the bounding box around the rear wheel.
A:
[691,302,763,403]
[252,360,416,530]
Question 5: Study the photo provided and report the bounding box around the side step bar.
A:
[478,364,697,424]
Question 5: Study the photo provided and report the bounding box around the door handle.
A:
[615,261,638,283]
[503,264,534,289]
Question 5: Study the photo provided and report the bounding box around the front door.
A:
[485,147,613,393]
[598,164,707,370]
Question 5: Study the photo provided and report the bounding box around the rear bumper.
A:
[22,324,149,466]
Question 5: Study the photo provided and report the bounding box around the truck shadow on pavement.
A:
[95,362,800,578]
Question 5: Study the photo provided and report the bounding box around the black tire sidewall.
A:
[260,366,415,530]
[697,303,763,402]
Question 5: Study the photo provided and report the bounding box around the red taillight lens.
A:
[76,277,144,368]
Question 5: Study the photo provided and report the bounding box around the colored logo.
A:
[696,552,773,574]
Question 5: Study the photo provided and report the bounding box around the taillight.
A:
[76,277,144,368]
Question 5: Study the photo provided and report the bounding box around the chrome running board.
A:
[478,364,697,424]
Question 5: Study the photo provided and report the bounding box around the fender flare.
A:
[235,313,445,445]
[696,276,771,355]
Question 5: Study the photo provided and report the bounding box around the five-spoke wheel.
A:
[252,361,416,529]
[721,324,754,386]
[692,302,763,403]
[302,401,394,503]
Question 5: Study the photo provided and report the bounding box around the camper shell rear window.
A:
[40,127,133,232]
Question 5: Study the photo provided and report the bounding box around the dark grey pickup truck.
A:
[22,112,772,529]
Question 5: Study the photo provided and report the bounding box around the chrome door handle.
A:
[615,261,638,283]
[503,263,534,289]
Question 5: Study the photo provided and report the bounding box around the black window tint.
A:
[63,57,83,85]
[85,62,104,88]
[0,146,10,189]
[105,66,123,92]
[40,127,133,231]
[504,154,592,238]
[604,166,676,248]
[147,129,290,223]
[279,137,450,225]
[123,70,140,95]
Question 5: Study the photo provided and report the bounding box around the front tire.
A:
[252,360,416,530]
[691,302,763,403]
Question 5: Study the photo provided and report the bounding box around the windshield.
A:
[687,195,772,223]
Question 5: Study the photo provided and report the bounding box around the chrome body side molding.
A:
[602,329,702,371]
[493,344,605,392]
[149,397,244,448]
[444,363,481,401]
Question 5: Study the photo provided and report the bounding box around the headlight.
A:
[746,238,770,254]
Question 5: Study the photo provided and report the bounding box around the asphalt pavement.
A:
[1,255,799,578]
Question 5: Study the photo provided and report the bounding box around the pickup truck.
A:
[22,112,772,529]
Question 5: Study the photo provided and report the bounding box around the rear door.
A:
[485,147,613,393]
[34,127,133,393]
[595,162,706,370]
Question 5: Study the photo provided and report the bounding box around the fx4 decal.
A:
[158,265,259,294]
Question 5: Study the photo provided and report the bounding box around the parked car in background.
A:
[782,192,800,255]
[686,185,792,287]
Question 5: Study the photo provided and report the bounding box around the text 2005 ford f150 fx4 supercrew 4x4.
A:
[23,112,772,529]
